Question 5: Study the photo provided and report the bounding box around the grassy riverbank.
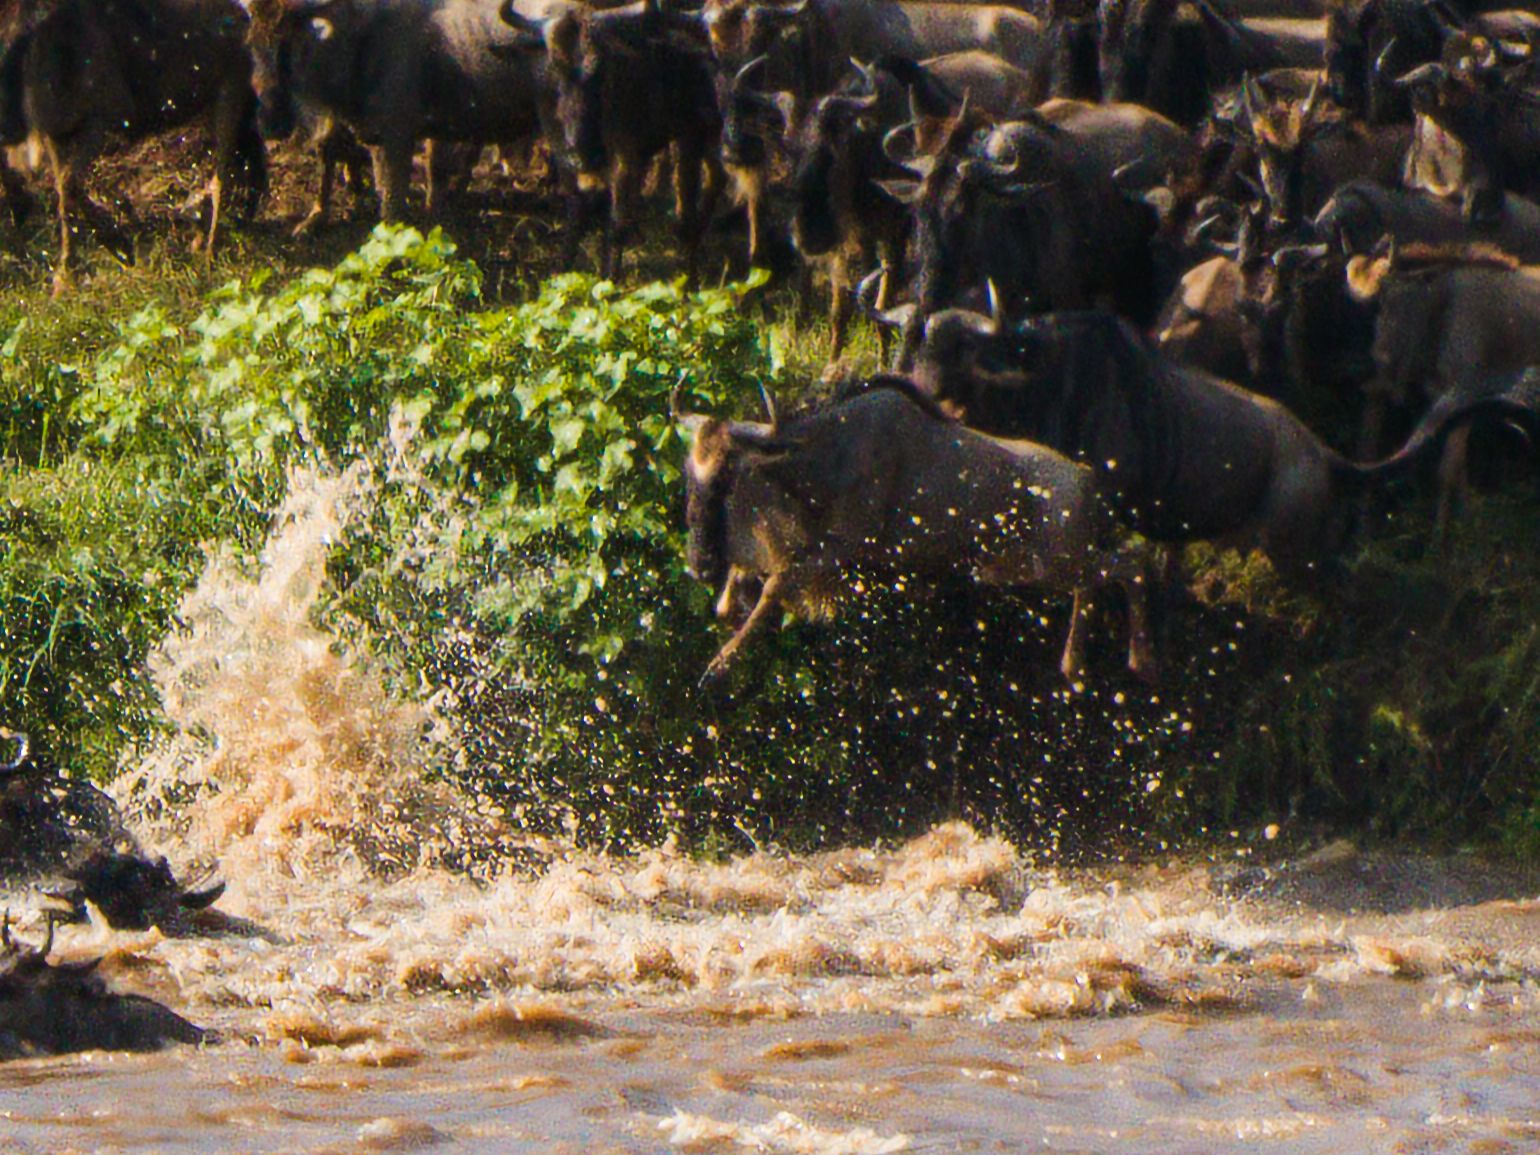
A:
[2,209,1538,859]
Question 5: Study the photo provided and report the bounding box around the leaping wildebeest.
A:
[674,383,1157,683]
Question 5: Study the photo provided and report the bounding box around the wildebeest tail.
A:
[1334,394,1540,490]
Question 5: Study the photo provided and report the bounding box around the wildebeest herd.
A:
[2,0,1540,1058]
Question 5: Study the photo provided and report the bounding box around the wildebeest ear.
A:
[1345,254,1391,301]
[875,179,922,205]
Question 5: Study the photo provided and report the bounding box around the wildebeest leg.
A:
[605,156,645,280]
[204,86,252,260]
[703,571,789,682]
[1060,587,1092,683]
[1435,425,1472,543]
[1108,550,1159,683]
[47,133,125,295]
[0,154,35,230]
[827,252,852,368]
[673,144,707,289]
[373,133,416,224]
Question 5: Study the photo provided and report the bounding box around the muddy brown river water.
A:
[4,471,1539,1154]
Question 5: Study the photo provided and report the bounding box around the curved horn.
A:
[1271,242,1330,270]
[850,58,880,99]
[856,267,916,331]
[986,280,1004,335]
[881,122,934,176]
[1373,36,1400,82]
[1239,72,1264,125]
[757,382,780,433]
[734,54,769,90]
[1300,72,1325,123]
[499,0,546,36]
[0,731,28,775]
[1396,61,1446,88]
[923,307,997,349]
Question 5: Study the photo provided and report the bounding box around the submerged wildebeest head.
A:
[0,912,207,1060]
[49,851,227,934]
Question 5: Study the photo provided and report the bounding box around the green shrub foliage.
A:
[3,226,1539,855]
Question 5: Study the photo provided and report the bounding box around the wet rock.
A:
[0,913,207,1060]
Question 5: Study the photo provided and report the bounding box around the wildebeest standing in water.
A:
[674,384,1157,683]
[0,913,207,1060]
[0,0,268,293]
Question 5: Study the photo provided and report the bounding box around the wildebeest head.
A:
[673,387,784,593]
[1099,0,1180,105]
[1396,31,1530,224]
[717,55,794,169]
[0,910,207,1058]
[879,108,1055,368]
[1324,0,1376,115]
[49,851,227,934]
[701,0,809,67]
[1237,73,1332,230]
[788,62,885,257]
[245,0,346,142]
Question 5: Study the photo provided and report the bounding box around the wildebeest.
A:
[503,0,725,282]
[3,0,267,293]
[1396,31,1540,224]
[1312,178,1540,264]
[0,730,227,934]
[880,105,1159,369]
[786,55,1040,366]
[674,384,1156,682]
[866,302,1534,578]
[0,913,206,1060]
[1234,72,1409,230]
[698,0,1042,266]
[1344,242,1540,526]
[248,0,554,225]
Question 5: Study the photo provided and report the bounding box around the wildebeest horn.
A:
[1395,62,1446,88]
[734,54,769,90]
[758,0,809,24]
[499,0,546,36]
[986,280,1004,334]
[1110,158,1145,189]
[923,307,996,348]
[179,881,227,911]
[1272,242,1330,271]
[1239,72,1265,125]
[0,730,28,775]
[1300,73,1325,123]
[670,381,708,434]
[855,268,916,330]
[1372,37,1400,81]
[881,123,934,176]
[757,382,780,432]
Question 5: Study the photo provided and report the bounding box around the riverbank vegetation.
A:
[3,225,1538,858]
